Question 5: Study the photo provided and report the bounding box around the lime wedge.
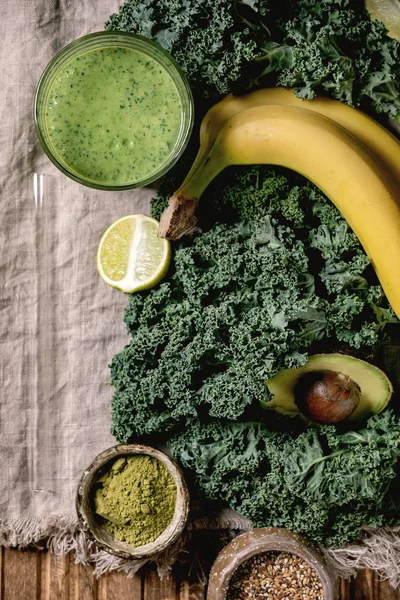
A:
[96,214,171,293]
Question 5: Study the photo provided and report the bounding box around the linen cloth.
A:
[0,0,150,543]
[2,0,400,584]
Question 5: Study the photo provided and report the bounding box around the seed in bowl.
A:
[93,454,177,547]
[226,551,324,600]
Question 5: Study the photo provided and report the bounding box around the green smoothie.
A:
[45,47,183,185]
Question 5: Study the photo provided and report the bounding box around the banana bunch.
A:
[158,88,400,320]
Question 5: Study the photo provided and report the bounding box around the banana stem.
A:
[158,194,198,239]
[159,152,227,240]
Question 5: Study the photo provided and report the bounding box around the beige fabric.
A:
[0,0,150,526]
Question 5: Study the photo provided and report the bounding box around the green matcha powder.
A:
[94,455,177,547]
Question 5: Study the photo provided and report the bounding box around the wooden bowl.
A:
[207,527,337,600]
[76,444,189,559]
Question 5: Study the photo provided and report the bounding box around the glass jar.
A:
[35,32,194,190]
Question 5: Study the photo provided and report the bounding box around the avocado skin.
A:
[264,354,393,422]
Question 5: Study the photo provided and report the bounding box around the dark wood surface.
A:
[0,548,399,599]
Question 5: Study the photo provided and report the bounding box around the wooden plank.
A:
[352,569,400,600]
[375,576,400,600]
[3,548,40,600]
[0,548,5,600]
[188,583,205,600]
[179,580,205,600]
[0,547,3,600]
[353,569,378,600]
[53,554,70,600]
[179,581,189,600]
[97,568,142,600]
[144,568,176,600]
[39,551,50,600]
[3,549,400,600]
[43,552,70,600]
[143,569,160,600]
[338,576,352,600]
[160,571,177,600]
[68,553,97,600]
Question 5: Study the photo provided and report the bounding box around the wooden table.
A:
[1,548,399,599]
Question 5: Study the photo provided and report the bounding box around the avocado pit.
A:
[263,354,392,422]
[294,369,361,423]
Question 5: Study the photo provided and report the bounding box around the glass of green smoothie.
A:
[35,32,194,190]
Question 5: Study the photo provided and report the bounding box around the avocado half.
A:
[263,354,393,421]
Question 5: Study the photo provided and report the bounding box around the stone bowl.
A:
[207,527,337,600]
[76,443,189,559]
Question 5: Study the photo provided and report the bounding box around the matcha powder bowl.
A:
[76,444,190,559]
[35,32,194,190]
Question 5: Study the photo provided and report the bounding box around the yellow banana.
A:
[182,88,400,190]
[159,105,400,319]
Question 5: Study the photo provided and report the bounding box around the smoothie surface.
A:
[45,46,183,185]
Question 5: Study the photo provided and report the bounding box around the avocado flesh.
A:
[264,354,392,421]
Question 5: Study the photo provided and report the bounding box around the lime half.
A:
[97,214,171,293]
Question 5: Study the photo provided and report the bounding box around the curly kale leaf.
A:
[254,0,400,119]
[169,410,400,546]
[106,0,400,119]
[111,166,394,442]
[111,217,312,439]
[105,0,259,99]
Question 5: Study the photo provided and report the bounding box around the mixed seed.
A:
[226,551,324,600]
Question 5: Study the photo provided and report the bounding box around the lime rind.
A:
[97,214,171,293]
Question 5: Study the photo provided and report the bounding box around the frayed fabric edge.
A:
[0,515,247,580]
[0,516,153,578]
[2,517,400,587]
[325,526,400,589]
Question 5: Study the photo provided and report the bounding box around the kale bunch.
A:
[170,410,400,546]
[110,167,394,443]
[105,0,400,119]
[256,0,400,120]
[106,0,400,546]
[105,0,259,99]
